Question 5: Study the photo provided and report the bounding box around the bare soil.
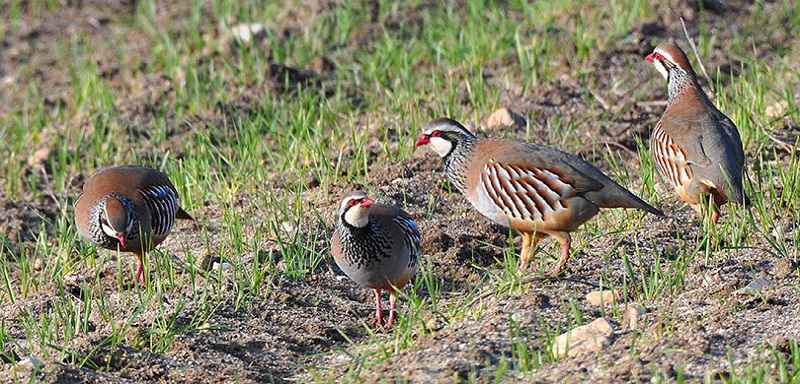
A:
[1,1,798,383]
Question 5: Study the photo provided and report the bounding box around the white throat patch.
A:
[427,136,453,158]
[101,221,120,238]
[652,58,669,81]
[343,205,370,228]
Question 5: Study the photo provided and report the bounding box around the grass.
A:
[1,0,799,382]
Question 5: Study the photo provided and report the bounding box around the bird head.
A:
[415,117,476,158]
[645,43,695,83]
[339,191,374,228]
[99,197,134,249]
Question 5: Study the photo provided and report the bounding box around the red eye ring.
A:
[653,52,665,61]
[348,199,359,206]
[431,130,442,138]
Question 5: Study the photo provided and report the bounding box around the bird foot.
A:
[135,265,146,284]
[384,311,397,329]
[372,312,385,327]
[370,311,398,329]
[548,262,569,277]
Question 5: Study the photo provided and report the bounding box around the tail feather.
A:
[636,199,665,217]
[586,184,664,217]
[177,207,194,221]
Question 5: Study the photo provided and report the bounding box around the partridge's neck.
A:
[444,137,476,194]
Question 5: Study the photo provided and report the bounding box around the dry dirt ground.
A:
[1,1,799,383]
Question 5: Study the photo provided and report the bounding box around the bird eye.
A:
[348,199,359,207]
[431,130,442,137]
[653,52,665,61]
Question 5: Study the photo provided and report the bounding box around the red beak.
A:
[415,135,430,146]
[361,198,374,207]
[116,234,127,249]
[645,53,655,62]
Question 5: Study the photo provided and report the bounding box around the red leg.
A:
[518,232,533,275]
[374,289,384,325]
[710,207,720,224]
[135,253,146,283]
[518,232,546,277]
[386,291,398,329]
[550,233,572,275]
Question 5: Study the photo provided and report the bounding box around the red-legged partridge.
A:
[331,191,421,328]
[646,42,747,223]
[75,165,193,283]
[416,118,663,275]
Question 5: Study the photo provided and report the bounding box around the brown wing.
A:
[650,120,693,190]
[481,158,576,222]
[470,139,662,214]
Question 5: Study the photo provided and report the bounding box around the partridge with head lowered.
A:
[646,42,747,223]
[331,191,421,328]
[75,165,193,283]
[416,118,663,275]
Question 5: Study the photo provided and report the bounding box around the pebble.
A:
[212,262,233,272]
[623,303,646,330]
[585,290,618,306]
[552,317,613,358]
[2,75,15,88]
[736,276,773,295]
[18,356,43,371]
[281,221,296,232]
[34,257,44,271]
[771,259,795,279]
[486,108,526,129]
[771,222,793,237]
[27,148,52,167]
[765,100,789,118]
[335,275,349,282]
[228,23,270,45]
[307,56,335,75]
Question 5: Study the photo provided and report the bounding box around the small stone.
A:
[335,275,349,283]
[27,148,52,167]
[212,262,233,272]
[769,335,791,353]
[765,100,789,118]
[771,222,793,238]
[33,257,44,271]
[623,303,646,330]
[771,259,795,279]
[280,221,297,234]
[18,356,43,370]
[486,108,526,129]
[304,173,319,188]
[2,75,15,88]
[307,56,335,75]
[702,270,723,286]
[200,254,221,271]
[585,290,618,306]
[228,23,270,45]
[646,321,665,339]
[551,317,614,358]
[736,276,773,295]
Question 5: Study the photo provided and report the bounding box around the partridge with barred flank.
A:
[416,118,663,275]
[331,191,421,328]
[646,42,747,223]
[75,165,193,283]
